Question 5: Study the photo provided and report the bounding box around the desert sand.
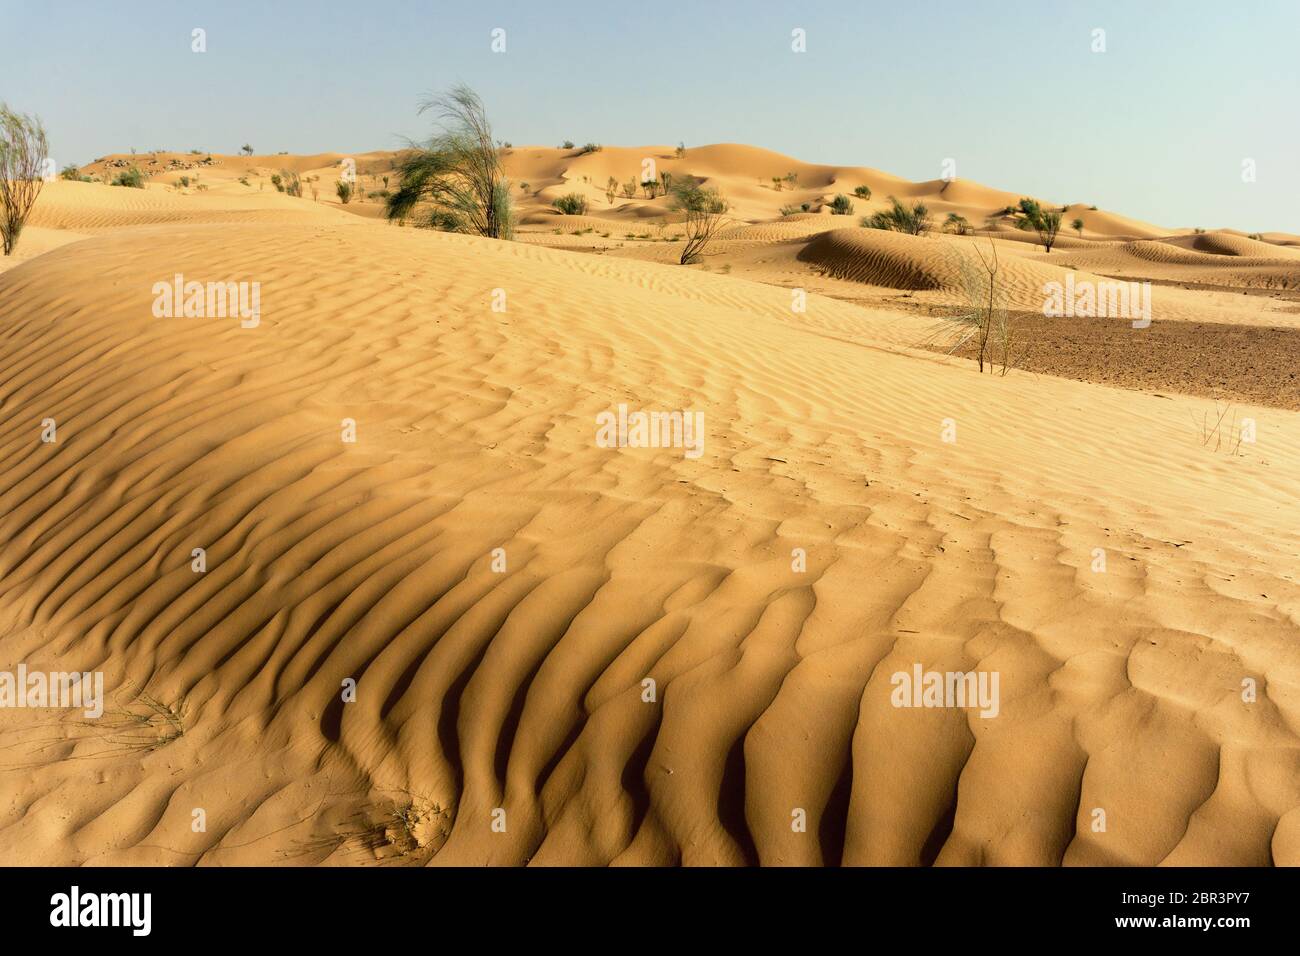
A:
[0,145,1297,866]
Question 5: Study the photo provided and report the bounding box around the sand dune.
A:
[0,142,1297,869]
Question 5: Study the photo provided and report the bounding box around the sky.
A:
[3,0,1297,232]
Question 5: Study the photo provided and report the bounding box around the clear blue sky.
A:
[4,0,1297,232]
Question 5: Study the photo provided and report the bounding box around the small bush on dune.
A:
[111,166,146,188]
[779,205,800,217]
[828,193,854,215]
[553,193,588,215]
[942,213,972,235]
[336,179,353,203]
[670,180,729,265]
[1013,197,1062,252]
[386,84,513,240]
[1071,217,1084,237]
[560,140,575,150]
[0,104,49,255]
[853,185,871,199]
[60,163,81,180]
[861,196,931,235]
[579,143,601,155]
[280,170,302,197]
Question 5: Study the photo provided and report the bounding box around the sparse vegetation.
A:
[1071,217,1085,238]
[853,185,872,199]
[1194,402,1249,455]
[111,166,146,188]
[386,84,513,239]
[605,176,618,203]
[280,169,302,197]
[779,204,800,217]
[553,193,588,215]
[1014,197,1062,252]
[622,177,637,199]
[336,179,353,203]
[942,213,972,235]
[931,239,1020,375]
[60,163,81,180]
[560,140,575,150]
[828,193,854,215]
[675,142,686,158]
[862,196,932,235]
[241,144,253,156]
[579,143,601,155]
[0,104,49,255]
[670,179,729,265]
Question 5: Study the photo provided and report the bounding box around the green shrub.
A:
[853,185,871,199]
[861,196,931,234]
[336,179,353,203]
[553,193,588,215]
[111,166,146,188]
[828,194,854,215]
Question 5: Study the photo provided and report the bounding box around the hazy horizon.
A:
[4,0,1298,233]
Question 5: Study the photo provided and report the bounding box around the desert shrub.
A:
[368,189,390,199]
[779,205,800,217]
[60,163,81,180]
[111,166,146,188]
[579,143,601,155]
[560,140,575,150]
[553,193,588,215]
[670,180,729,265]
[622,178,637,199]
[280,170,302,197]
[386,84,513,239]
[942,213,972,235]
[641,178,660,199]
[853,185,871,199]
[605,176,618,203]
[270,173,284,192]
[862,196,931,234]
[930,239,1020,375]
[1013,197,1062,252]
[177,175,190,188]
[1071,217,1084,237]
[828,193,854,215]
[0,104,49,255]
[1248,232,1264,241]
[675,142,686,158]
[336,179,353,203]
